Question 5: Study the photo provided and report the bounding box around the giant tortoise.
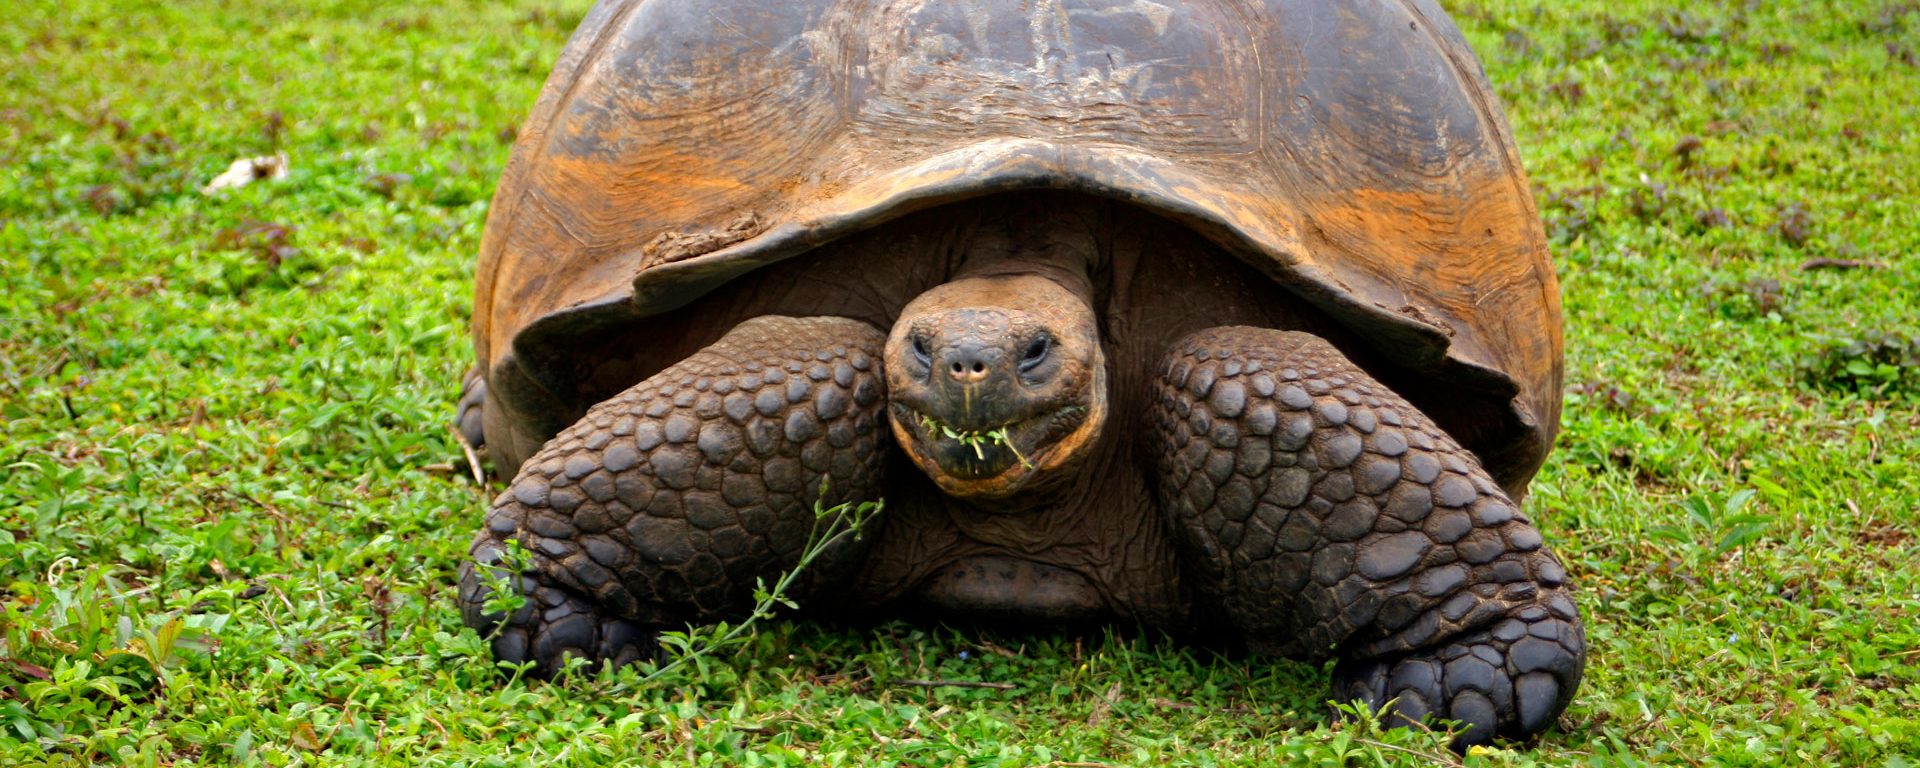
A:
[454,0,1584,748]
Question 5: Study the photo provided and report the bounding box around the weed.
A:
[1773,202,1818,248]
[1699,276,1787,320]
[1802,330,1920,399]
[636,493,881,689]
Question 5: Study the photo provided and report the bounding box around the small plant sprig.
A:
[477,538,532,628]
[622,485,883,689]
[918,414,1033,468]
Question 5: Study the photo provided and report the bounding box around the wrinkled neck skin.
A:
[948,202,1103,301]
[883,200,1111,513]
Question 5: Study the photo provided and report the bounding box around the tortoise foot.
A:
[1333,605,1584,750]
[458,553,655,679]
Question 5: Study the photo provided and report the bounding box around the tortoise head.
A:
[884,274,1107,502]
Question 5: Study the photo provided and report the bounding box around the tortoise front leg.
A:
[457,316,890,677]
[1148,327,1585,750]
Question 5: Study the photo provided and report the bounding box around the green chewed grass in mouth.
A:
[918,413,1034,468]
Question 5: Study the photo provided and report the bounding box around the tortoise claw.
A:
[456,365,488,454]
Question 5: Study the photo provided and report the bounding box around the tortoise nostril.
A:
[939,340,998,381]
[944,356,991,381]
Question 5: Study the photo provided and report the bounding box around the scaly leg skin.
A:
[1150,327,1585,750]
[458,316,891,678]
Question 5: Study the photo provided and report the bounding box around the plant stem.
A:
[633,496,881,686]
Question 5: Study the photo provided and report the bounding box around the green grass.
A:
[3,0,1917,764]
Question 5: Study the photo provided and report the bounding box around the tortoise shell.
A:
[471,0,1562,495]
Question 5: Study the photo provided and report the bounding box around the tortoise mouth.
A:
[889,400,1090,495]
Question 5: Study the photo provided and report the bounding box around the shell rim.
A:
[495,139,1546,490]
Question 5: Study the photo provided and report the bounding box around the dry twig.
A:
[1800,257,1889,270]
[1086,681,1123,727]
[893,679,1016,690]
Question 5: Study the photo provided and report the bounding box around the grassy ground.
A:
[2,0,1917,764]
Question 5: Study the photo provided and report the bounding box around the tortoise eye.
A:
[910,334,932,366]
[1019,334,1051,372]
